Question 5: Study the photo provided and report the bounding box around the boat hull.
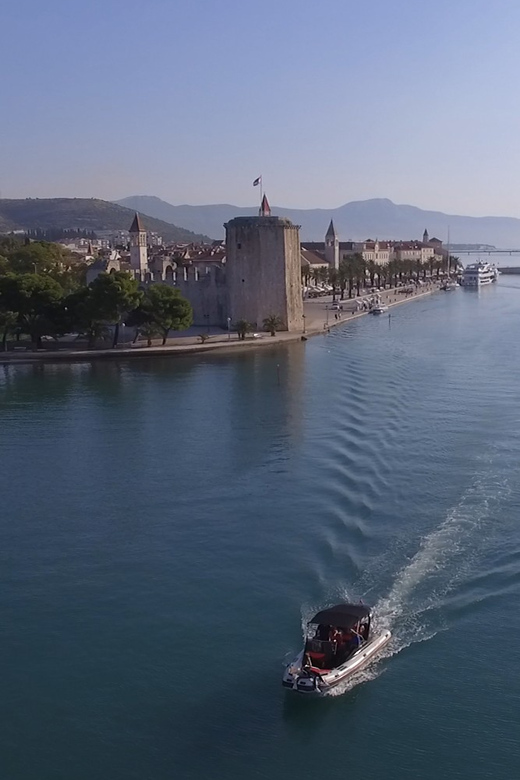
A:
[282,630,392,695]
[461,262,499,287]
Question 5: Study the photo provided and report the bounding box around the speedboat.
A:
[282,603,391,694]
[370,305,389,314]
[461,261,499,287]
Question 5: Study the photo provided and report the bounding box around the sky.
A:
[2,0,520,216]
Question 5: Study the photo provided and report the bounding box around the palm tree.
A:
[448,255,461,276]
[328,268,339,301]
[263,314,283,336]
[141,322,161,347]
[310,267,323,288]
[351,253,366,296]
[404,259,415,282]
[318,265,329,286]
[378,262,389,289]
[337,260,348,299]
[365,259,378,289]
[235,319,251,340]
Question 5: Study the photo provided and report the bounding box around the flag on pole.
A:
[253,176,262,187]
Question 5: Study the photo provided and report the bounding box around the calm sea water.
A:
[1,278,520,780]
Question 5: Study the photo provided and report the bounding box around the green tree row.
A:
[0,238,193,351]
[0,270,193,351]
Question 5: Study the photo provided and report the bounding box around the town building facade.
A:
[87,207,303,332]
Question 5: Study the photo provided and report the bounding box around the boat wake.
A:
[322,460,510,696]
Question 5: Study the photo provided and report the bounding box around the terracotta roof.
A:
[301,248,328,266]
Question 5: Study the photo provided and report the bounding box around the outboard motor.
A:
[295,670,322,693]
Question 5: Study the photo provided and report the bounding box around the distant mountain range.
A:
[117,195,520,246]
[0,198,210,243]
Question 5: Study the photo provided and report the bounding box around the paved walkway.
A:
[303,280,440,332]
[0,282,442,365]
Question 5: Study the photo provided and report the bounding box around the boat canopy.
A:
[309,603,371,629]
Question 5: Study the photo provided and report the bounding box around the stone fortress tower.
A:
[325,219,339,269]
[129,212,148,277]
[225,195,303,332]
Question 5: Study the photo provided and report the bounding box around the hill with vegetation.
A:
[0,198,211,243]
[118,194,520,246]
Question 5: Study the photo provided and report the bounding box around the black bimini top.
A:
[309,603,371,629]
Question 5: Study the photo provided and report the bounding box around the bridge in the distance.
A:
[455,249,520,255]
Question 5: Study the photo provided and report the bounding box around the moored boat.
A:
[441,280,458,291]
[370,305,389,314]
[282,603,391,694]
[461,261,499,287]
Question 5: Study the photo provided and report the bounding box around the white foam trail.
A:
[325,461,510,695]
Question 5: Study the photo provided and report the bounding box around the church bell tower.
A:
[325,219,339,269]
[129,212,148,277]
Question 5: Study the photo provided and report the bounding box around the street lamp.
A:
[227,317,231,340]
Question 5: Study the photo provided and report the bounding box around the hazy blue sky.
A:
[2,0,520,215]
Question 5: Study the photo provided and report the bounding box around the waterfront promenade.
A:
[0,280,441,364]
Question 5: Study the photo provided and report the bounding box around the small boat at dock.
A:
[282,603,391,694]
[370,305,389,314]
[441,280,458,291]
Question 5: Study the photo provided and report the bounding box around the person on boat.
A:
[330,627,341,643]
[316,624,330,641]
[349,627,363,650]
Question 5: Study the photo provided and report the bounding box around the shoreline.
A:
[0,285,441,366]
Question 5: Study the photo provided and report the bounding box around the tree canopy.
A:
[137,285,193,345]
[0,272,64,347]
[87,271,143,346]
[0,238,193,350]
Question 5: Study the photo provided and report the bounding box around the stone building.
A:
[86,205,303,332]
[303,223,443,267]
[225,210,303,332]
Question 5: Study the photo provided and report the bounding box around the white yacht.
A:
[461,261,499,287]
